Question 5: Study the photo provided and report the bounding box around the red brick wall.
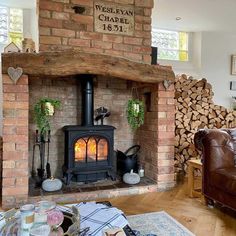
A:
[137,82,175,188]
[156,83,175,188]
[2,74,29,208]
[28,76,176,187]
[28,76,135,178]
[39,0,153,63]
[29,76,79,178]
[94,76,135,150]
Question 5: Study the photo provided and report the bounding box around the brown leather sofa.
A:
[194,128,236,211]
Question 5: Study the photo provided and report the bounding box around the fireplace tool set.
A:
[31,130,51,186]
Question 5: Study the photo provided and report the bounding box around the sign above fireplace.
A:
[94,1,134,36]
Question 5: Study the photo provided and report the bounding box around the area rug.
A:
[127,211,195,236]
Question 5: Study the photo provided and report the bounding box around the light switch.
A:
[230,81,236,90]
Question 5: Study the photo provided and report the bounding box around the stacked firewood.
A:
[175,74,236,172]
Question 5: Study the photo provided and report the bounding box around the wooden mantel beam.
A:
[2,51,175,83]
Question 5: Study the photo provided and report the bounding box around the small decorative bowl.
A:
[42,178,63,192]
[47,210,64,229]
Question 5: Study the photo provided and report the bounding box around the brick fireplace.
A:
[1,0,175,209]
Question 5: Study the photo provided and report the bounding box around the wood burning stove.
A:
[63,75,116,184]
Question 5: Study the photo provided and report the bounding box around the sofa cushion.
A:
[210,167,236,196]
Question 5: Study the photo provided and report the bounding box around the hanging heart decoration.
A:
[7,67,23,84]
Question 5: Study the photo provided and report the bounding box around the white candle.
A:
[139,168,144,177]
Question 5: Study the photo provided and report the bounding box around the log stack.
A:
[175,74,236,172]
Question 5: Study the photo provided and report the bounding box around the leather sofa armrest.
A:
[194,129,235,172]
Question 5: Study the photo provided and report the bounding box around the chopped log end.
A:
[175,74,236,172]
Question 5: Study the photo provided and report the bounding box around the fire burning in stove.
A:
[63,76,116,183]
[74,136,108,162]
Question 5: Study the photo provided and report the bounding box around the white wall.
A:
[158,31,236,108]
[157,32,202,77]
[0,0,35,8]
[201,32,236,108]
[23,9,39,52]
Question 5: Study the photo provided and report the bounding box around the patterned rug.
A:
[127,211,195,236]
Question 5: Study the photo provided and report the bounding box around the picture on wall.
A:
[231,55,236,75]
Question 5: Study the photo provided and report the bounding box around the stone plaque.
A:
[94,1,134,36]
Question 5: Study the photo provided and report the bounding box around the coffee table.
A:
[0,201,135,236]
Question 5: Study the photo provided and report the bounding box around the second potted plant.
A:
[127,99,145,130]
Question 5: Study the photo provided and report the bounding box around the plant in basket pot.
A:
[127,99,145,130]
[34,98,61,135]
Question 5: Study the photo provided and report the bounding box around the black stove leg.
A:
[108,171,116,181]
[66,173,72,185]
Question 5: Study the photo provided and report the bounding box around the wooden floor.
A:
[102,181,236,236]
[1,180,235,235]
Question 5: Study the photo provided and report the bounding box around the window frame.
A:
[0,5,23,47]
[0,6,9,45]
[152,28,191,62]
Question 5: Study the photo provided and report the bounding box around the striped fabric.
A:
[58,202,128,235]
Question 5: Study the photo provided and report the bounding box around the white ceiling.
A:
[0,0,35,9]
[1,0,236,32]
[152,0,236,32]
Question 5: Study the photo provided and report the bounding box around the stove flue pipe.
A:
[81,75,94,126]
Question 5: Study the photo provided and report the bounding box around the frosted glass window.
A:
[152,29,189,61]
[10,8,23,32]
[9,8,23,47]
[0,6,8,44]
[0,6,23,47]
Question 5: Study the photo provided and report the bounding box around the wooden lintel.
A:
[1,51,175,83]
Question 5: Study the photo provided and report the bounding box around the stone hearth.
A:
[28,177,157,202]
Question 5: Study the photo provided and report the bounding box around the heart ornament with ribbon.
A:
[7,67,23,84]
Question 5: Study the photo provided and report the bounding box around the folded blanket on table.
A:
[57,202,129,236]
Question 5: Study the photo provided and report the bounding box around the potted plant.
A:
[33,98,61,134]
[127,99,145,130]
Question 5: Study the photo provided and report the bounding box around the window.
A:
[9,8,23,46]
[0,6,8,44]
[152,29,189,62]
[0,6,23,47]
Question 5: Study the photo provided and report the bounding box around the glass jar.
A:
[20,204,35,230]
[29,224,51,236]
[138,166,144,177]
[34,201,56,225]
